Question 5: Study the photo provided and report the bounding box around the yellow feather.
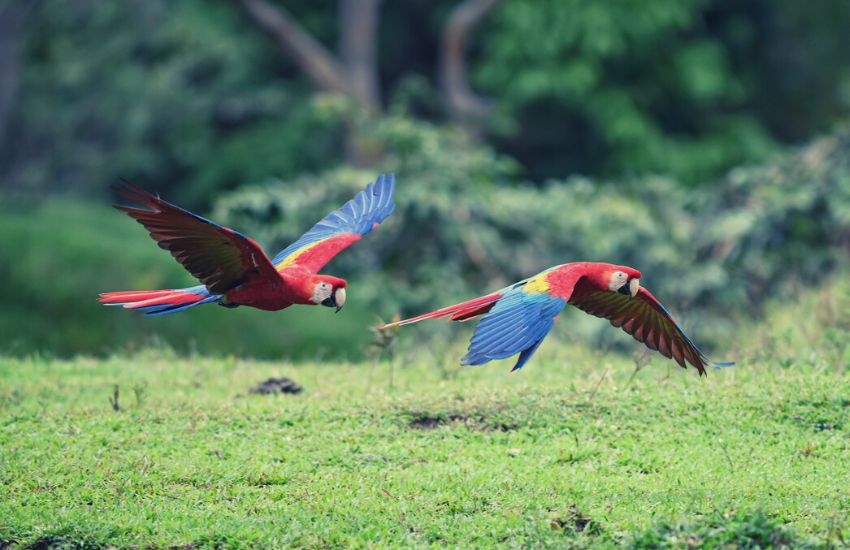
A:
[523,272,551,294]
[275,240,325,270]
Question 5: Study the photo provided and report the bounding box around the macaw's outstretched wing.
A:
[115,181,279,294]
[462,287,567,372]
[569,283,734,376]
[273,173,396,274]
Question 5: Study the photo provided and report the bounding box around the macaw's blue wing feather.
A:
[272,173,396,273]
[461,287,566,371]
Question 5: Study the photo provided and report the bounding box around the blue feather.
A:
[143,295,219,316]
[461,287,566,370]
[272,173,396,266]
[512,338,545,372]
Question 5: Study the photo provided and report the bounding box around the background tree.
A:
[1,0,850,358]
[232,0,382,166]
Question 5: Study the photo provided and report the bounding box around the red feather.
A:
[380,292,504,328]
[277,233,362,273]
[115,181,279,293]
[569,282,711,375]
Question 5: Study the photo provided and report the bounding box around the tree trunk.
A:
[0,1,37,153]
[339,0,381,113]
[338,0,382,166]
[440,0,499,122]
[233,0,351,95]
[232,0,382,167]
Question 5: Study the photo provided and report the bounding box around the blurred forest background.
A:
[1,0,849,359]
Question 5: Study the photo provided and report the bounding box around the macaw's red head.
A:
[585,263,642,297]
[310,275,347,312]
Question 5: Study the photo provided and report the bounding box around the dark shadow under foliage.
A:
[627,511,824,549]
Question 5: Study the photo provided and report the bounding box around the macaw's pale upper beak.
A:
[333,287,346,313]
[618,278,640,297]
[321,288,347,313]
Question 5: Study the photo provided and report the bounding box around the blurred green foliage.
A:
[3,1,340,205]
[0,196,374,358]
[3,123,849,358]
[219,119,850,347]
[477,0,850,182]
[2,1,850,358]
[3,0,849,205]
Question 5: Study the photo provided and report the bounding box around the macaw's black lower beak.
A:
[321,295,343,313]
[618,278,640,297]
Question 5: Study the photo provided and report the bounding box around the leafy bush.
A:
[218,118,850,346]
[4,119,850,358]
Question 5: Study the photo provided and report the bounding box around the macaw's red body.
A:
[382,262,733,375]
[100,174,395,316]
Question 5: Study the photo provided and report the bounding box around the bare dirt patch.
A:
[549,505,600,535]
[406,411,518,432]
[249,377,303,395]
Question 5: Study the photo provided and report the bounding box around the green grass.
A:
[2,338,849,548]
[3,279,850,548]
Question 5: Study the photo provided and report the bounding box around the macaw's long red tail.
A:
[99,285,221,316]
[380,292,504,329]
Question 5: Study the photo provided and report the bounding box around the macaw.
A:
[99,174,395,316]
[381,262,733,375]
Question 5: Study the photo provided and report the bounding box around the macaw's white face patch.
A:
[608,271,640,297]
[608,271,628,292]
[312,281,333,304]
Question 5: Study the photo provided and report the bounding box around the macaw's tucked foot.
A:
[218,301,240,309]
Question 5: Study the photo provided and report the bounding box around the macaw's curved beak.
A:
[618,278,640,297]
[333,287,346,313]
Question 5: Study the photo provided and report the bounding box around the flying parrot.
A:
[99,174,395,316]
[381,262,733,375]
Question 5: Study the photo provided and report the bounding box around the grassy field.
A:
[2,281,849,548]
[2,317,849,549]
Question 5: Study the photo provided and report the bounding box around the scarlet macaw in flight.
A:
[100,174,395,316]
[382,262,733,375]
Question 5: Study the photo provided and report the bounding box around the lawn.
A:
[2,324,849,548]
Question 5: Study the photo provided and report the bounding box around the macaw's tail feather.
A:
[380,292,504,329]
[99,285,221,316]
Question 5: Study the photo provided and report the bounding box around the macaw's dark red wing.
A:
[115,181,279,293]
[569,284,734,376]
